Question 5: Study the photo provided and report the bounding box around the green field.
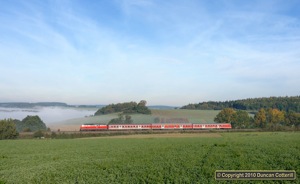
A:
[1,132,299,183]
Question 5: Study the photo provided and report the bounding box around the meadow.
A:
[1,132,299,183]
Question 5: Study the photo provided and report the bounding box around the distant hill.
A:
[0,102,69,108]
[181,96,300,112]
[76,105,106,108]
[0,102,107,109]
[0,102,176,110]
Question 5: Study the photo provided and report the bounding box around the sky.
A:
[0,0,300,106]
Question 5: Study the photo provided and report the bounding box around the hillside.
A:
[181,96,300,112]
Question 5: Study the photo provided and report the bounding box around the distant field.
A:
[1,132,299,183]
[50,109,220,131]
[152,109,220,124]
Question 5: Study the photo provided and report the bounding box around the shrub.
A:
[0,119,19,139]
[33,130,44,138]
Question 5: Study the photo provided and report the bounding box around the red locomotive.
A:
[79,124,107,131]
[80,123,232,131]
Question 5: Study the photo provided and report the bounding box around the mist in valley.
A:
[0,107,97,124]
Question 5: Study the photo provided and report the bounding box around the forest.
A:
[181,96,300,112]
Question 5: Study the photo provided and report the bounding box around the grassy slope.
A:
[50,109,220,131]
[0,132,299,183]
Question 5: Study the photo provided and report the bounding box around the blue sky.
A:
[0,0,299,106]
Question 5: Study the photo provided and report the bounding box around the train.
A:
[80,123,232,131]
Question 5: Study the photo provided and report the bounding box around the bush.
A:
[23,127,31,132]
[0,119,19,139]
[51,132,57,138]
[33,130,44,138]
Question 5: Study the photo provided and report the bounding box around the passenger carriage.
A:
[108,124,152,130]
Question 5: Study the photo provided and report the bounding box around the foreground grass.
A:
[0,132,299,183]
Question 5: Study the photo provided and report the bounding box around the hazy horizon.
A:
[0,106,96,124]
[1,0,299,106]
[0,95,299,107]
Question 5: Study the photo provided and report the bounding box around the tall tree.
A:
[125,115,133,124]
[214,108,237,124]
[266,108,285,130]
[254,108,267,128]
[21,116,47,132]
[285,111,298,126]
[235,110,252,129]
[136,100,151,114]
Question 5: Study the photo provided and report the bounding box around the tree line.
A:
[214,108,300,130]
[95,100,151,115]
[181,96,300,112]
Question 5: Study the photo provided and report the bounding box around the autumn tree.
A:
[254,108,267,128]
[266,108,285,130]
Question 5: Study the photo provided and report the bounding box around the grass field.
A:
[1,132,299,183]
[50,109,220,131]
